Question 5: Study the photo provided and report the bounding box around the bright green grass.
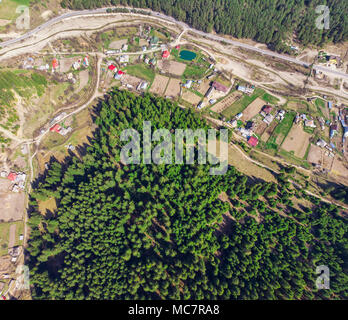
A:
[124,64,156,84]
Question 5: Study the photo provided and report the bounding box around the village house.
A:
[237,84,255,94]
[212,81,228,93]
[305,119,316,128]
[316,139,327,148]
[205,86,214,98]
[119,55,129,63]
[247,136,259,147]
[137,81,149,91]
[330,124,338,139]
[184,80,193,89]
[114,70,125,80]
[235,113,243,120]
[162,50,170,59]
[263,114,274,125]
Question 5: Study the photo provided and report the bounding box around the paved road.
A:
[1,7,347,80]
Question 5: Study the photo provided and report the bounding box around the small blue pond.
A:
[179,50,197,61]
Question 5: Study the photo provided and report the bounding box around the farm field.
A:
[265,112,296,150]
[149,74,169,95]
[164,78,181,98]
[240,97,266,122]
[157,60,186,76]
[221,88,266,119]
[182,90,201,105]
[281,124,311,158]
[210,92,242,113]
[0,220,24,256]
[196,79,211,95]
[124,64,155,83]
[0,179,25,223]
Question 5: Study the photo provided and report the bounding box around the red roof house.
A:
[247,136,259,147]
[212,81,228,93]
[52,58,58,69]
[50,124,61,133]
[7,172,17,182]
[162,50,170,58]
[108,65,116,71]
[262,105,272,114]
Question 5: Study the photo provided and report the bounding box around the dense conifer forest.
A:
[27,90,348,299]
[61,0,348,51]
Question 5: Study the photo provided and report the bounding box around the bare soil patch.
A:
[149,75,169,95]
[331,158,348,179]
[109,39,128,50]
[158,60,186,76]
[164,78,181,98]
[211,92,242,113]
[121,74,143,88]
[197,79,211,95]
[182,90,201,105]
[59,57,78,73]
[307,145,322,165]
[281,124,311,158]
[241,97,265,122]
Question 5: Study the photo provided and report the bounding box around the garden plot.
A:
[254,121,268,136]
[182,90,202,105]
[307,145,322,165]
[307,144,334,171]
[149,75,169,95]
[158,60,186,76]
[121,74,143,88]
[164,78,181,98]
[197,79,211,95]
[331,158,348,179]
[281,124,311,158]
[240,98,265,121]
[211,92,242,113]
[0,179,25,222]
[59,57,78,73]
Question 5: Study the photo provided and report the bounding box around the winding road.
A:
[0,7,347,80]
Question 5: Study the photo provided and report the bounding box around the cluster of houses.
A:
[72,55,89,70]
[260,105,274,125]
[49,124,72,136]
[316,139,335,158]
[106,43,129,55]
[8,246,22,264]
[0,171,26,192]
[318,51,342,69]
[237,84,255,95]
[294,113,317,128]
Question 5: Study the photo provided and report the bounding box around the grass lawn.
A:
[0,221,24,256]
[265,111,296,151]
[315,98,326,109]
[262,92,279,105]
[183,64,207,80]
[124,64,155,84]
[278,149,310,169]
[0,0,30,20]
[222,88,264,119]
